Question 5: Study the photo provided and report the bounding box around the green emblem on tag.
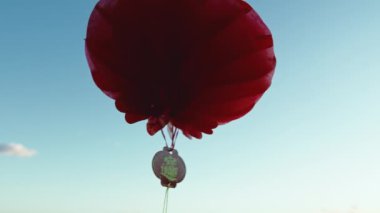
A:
[161,155,178,181]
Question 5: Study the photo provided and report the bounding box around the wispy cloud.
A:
[0,143,37,157]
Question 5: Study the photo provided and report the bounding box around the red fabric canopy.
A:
[86,0,276,139]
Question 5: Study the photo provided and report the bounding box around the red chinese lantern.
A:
[85,0,276,197]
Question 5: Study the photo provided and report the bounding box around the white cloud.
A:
[0,143,37,157]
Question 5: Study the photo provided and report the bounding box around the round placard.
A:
[152,147,186,188]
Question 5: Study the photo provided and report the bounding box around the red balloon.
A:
[85,0,276,139]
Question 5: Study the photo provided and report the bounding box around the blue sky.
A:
[1,0,379,212]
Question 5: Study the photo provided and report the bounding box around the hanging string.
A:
[161,124,179,150]
[171,127,179,149]
[161,129,169,148]
[162,187,170,213]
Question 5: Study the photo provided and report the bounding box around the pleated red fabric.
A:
[85,0,276,139]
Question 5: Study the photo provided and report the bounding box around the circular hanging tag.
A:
[152,147,186,188]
